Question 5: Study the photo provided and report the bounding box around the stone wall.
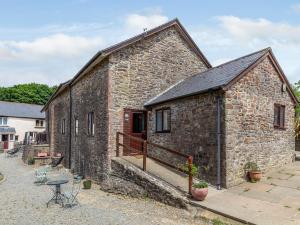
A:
[224,57,295,187]
[296,139,300,152]
[71,59,109,182]
[104,157,188,208]
[108,26,209,158]
[147,91,226,186]
[22,144,50,164]
[47,89,70,167]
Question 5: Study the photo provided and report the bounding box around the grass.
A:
[267,176,272,180]
[212,218,229,225]
[284,205,291,208]
[0,172,3,182]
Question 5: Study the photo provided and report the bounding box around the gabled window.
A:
[156,108,171,133]
[61,119,66,134]
[274,104,285,129]
[88,112,94,136]
[0,117,8,126]
[75,119,79,136]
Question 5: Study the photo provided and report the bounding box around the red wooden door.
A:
[3,141,8,149]
[123,109,147,155]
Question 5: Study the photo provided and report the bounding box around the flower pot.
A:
[249,171,262,182]
[191,187,208,201]
[83,180,92,189]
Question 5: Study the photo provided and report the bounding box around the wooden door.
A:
[2,135,9,149]
[123,109,147,155]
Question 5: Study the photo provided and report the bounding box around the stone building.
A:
[42,19,298,188]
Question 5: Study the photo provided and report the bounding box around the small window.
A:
[88,112,94,136]
[15,135,19,141]
[9,134,14,141]
[274,104,285,129]
[61,119,66,134]
[156,108,171,133]
[75,119,79,136]
[36,120,44,127]
[0,117,7,126]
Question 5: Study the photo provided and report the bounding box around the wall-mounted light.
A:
[124,113,129,121]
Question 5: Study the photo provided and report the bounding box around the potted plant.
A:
[27,157,35,165]
[191,181,208,201]
[244,162,262,182]
[182,162,208,201]
[83,176,92,189]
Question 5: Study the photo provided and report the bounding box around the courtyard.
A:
[0,154,207,225]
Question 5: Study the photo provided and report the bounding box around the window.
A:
[156,108,171,132]
[36,120,44,127]
[88,112,94,136]
[274,104,285,129]
[0,117,7,126]
[9,134,14,141]
[15,135,19,141]
[61,119,66,134]
[75,119,79,136]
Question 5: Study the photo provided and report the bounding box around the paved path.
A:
[0,153,206,225]
[193,161,300,225]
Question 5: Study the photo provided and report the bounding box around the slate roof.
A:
[0,127,16,134]
[0,101,45,119]
[42,18,212,111]
[145,48,270,106]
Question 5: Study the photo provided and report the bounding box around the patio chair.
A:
[49,156,64,168]
[6,147,20,157]
[34,166,51,185]
[62,176,82,208]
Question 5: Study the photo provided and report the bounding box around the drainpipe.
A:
[216,96,222,190]
[68,85,72,169]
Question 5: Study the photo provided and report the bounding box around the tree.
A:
[0,83,57,105]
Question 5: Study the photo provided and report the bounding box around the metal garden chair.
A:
[62,176,82,208]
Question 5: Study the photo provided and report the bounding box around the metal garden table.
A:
[46,179,69,207]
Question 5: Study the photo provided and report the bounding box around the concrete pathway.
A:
[193,161,300,225]
[123,155,300,225]
[0,153,208,225]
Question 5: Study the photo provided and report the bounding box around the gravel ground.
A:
[0,153,207,225]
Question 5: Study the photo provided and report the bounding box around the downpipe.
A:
[216,96,222,190]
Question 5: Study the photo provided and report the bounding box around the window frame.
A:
[75,118,79,137]
[274,104,285,129]
[155,108,171,133]
[0,117,8,126]
[35,119,45,127]
[88,112,94,136]
[9,134,14,141]
[61,119,66,134]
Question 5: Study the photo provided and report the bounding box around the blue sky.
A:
[0,0,299,86]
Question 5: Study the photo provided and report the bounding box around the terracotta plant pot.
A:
[191,187,208,201]
[249,171,262,182]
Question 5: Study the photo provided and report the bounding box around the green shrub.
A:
[193,181,208,189]
[244,162,260,172]
[296,117,300,140]
[27,157,35,165]
[182,162,198,177]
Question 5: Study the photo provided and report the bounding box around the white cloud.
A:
[0,34,105,61]
[292,4,300,13]
[191,16,300,83]
[125,14,169,33]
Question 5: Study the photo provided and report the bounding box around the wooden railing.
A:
[116,131,193,194]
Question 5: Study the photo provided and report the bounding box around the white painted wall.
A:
[6,117,46,142]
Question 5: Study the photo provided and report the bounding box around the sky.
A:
[0,0,299,87]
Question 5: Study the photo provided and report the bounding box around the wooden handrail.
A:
[116,131,193,194]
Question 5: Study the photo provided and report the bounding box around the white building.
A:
[0,101,45,150]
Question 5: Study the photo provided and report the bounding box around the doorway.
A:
[123,109,147,155]
[1,134,9,149]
